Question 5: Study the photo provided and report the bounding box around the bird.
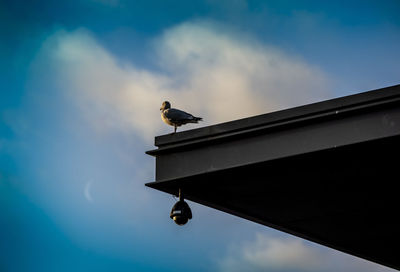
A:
[160,101,203,133]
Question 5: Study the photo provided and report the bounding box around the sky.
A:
[1,0,400,271]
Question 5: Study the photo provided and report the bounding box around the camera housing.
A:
[170,189,192,226]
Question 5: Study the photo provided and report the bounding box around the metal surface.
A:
[146,84,400,270]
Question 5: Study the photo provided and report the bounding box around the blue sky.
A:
[1,1,399,271]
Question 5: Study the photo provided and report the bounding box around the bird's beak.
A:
[160,107,162,111]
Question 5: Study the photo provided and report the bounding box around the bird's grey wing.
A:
[165,108,194,121]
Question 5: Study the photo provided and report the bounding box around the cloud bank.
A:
[218,233,395,272]
[36,21,331,141]
[27,21,367,269]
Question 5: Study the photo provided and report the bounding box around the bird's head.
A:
[160,101,171,111]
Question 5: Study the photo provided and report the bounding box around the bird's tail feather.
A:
[189,116,203,123]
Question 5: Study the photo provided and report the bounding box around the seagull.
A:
[160,101,203,133]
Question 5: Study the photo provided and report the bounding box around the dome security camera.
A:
[170,189,192,226]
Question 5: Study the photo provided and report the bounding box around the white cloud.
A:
[218,233,396,272]
[25,22,336,257]
[25,22,398,269]
[242,234,321,270]
[37,21,332,142]
[219,234,322,272]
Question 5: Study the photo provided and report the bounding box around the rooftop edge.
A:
[148,84,400,153]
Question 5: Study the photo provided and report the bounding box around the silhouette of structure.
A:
[146,84,400,270]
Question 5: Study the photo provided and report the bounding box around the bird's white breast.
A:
[161,111,174,126]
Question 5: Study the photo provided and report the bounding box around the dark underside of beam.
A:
[147,135,400,270]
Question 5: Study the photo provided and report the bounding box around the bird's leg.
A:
[174,125,177,133]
